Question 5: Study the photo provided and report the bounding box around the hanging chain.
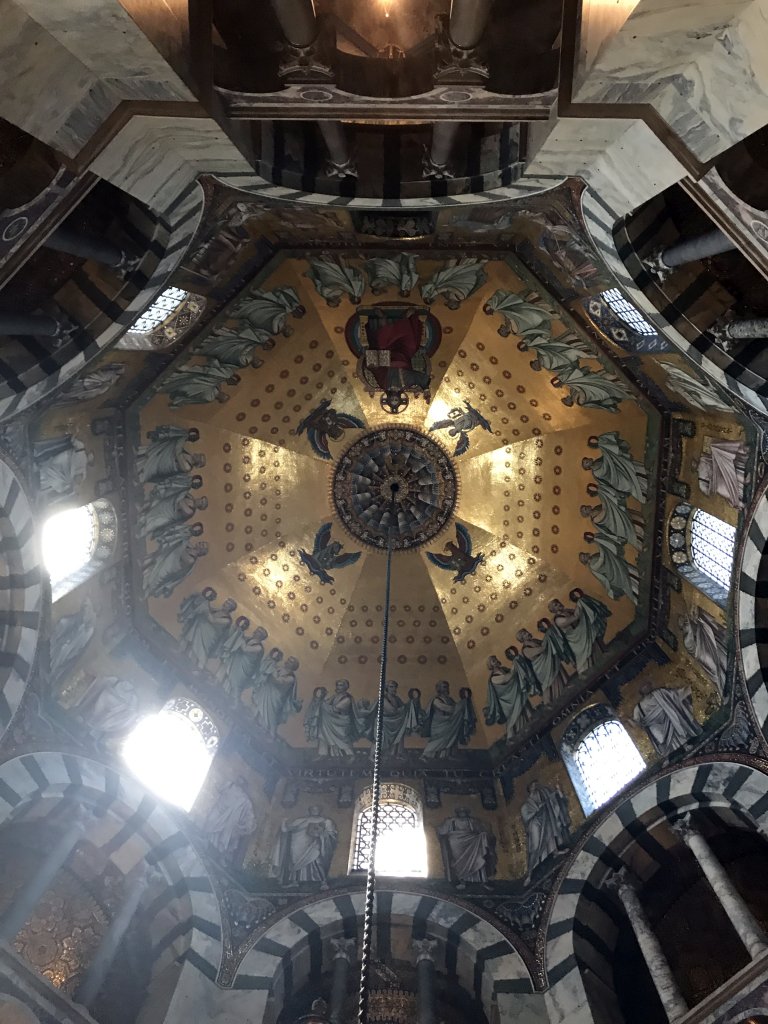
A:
[357,486,397,1024]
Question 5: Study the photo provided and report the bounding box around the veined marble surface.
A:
[572,0,768,162]
[525,116,687,217]
[90,115,251,209]
[0,0,193,157]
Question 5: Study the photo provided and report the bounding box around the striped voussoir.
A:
[580,189,768,417]
[235,891,533,1006]
[738,474,768,740]
[0,182,204,423]
[0,752,222,982]
[212,170,565,210]
[0,457,41,743]
[544,761,768,1022]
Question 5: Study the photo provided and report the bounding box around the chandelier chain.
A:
[357,487,396,1024]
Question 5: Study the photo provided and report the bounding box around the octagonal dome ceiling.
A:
[128,252,659,762]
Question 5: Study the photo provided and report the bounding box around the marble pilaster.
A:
[328,938,356,1023]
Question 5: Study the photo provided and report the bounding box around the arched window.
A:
[601,287,657,336]
[350,783,427,877]
[118,287,205,351]
[41,500,117,600]
[131,287,188,333]
[561,706,645,815]
[690,508,736,589]
[122,697,218,812]
[669,502,735,607]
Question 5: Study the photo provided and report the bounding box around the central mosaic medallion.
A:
[332,427,458,551]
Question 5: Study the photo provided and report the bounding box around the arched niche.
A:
[545,761,768,1024]
[0,453,42,744]
[0,752,222,1019]
[233,891,540,1024]
[737,473,768,742]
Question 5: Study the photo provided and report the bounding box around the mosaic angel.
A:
[421,682,477,759]
[583,432,648,503]
[551,365,632,413]
[299,523,361,585]
[296,399,364,460]
[136,425,203,483]
[426,523,484,583]
[428,401,492,456]
[162,359,240,407]
[580,532,639,604]
[196,325,274,369]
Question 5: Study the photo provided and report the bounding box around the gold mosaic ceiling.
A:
[133,253,654,751]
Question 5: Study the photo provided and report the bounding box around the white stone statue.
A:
[437,808,496,886]
[201,779,257,862]
[632,683,702,757]
[521,780,571,884]
[76,676,141,740]
[271,807,338,886]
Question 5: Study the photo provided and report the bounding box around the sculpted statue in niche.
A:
[437,807,496,888]
[53,362,125,406]
[693,436,750,509]
[678,607,727,697]
[521,780,571,884]
[200,778,256,867]
[50,597,96,686]
[271,807,339,887]
[75,676,141,743]
[32,433,94,505]
[632,683,702,757]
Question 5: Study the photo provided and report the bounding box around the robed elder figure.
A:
[437,808,496,887]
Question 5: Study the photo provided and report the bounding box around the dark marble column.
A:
[0,810,92,943]
[328,937,355,1022]
[645,229,736,279]
[45,226,139,274]
[75,864,162,1007]
[413,938,438,1024]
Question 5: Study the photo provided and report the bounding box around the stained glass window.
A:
[352,796,427,876]
[570,720,645,815]
[690,509,736,590]
[131,287,188,334]
[122,698,218,811]
[601,288,657,336]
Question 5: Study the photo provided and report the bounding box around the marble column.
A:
[0,810,91,943]
[413,938,438,1024]
[670,815,768,960]
[45,226,139,274]
[711,317,768,351]
[645,229,736,279]
[424,121,459,179]
[328,937,355,1022]
[270,0,317,48]
[448,0,493,49]
[318,121,357,179]
[0,312,64,338]
[607,870,688,1022]
[75,864,162,1007]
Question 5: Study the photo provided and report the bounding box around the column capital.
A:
[330,937,356,962]
[605,868,636,899]
[412,938,438,964]
[668,814,697,842]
